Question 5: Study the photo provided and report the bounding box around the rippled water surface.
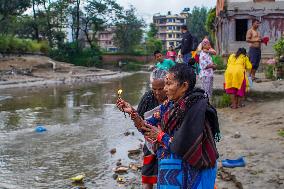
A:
[0,73,150,189]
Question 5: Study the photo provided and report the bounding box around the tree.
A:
[81,0,123,48]
[0,0,31,34]
[147,23,158,38]
[145,22,161,54]
[0,0,31,22]
[145,38,162,54]
[187,7,209,43]
[114,6,144,54]
[74,0,80,47]
[205,8,216,46]
[15,0,69,46]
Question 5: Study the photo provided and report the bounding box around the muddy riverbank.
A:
[0,55,133,90]
[217,98,284,189]
[122,95,284,189]
[0,66,283,188]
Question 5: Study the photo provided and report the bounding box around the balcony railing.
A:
[158,30,167,33]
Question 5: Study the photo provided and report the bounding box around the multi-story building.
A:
[97,26,118,52]
[153,10,189,49]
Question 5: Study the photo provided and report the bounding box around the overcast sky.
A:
[116,0,216,24]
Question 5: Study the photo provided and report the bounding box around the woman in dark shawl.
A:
[137,68,168,189]
[117,64,219,188]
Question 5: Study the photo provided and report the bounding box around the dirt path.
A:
[216,99,284,189]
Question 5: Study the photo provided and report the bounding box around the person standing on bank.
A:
[137,69,168,189]
[199,38,217,101]
[153,50,176,71]
[246,19,261,81]
[176,25,193,65]
[166,46,177,62]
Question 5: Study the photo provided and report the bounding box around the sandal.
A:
[252,77,259,82]
[238,103,245,108]
[222,157,246,168]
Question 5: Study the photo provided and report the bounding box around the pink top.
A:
[166,51,177,61]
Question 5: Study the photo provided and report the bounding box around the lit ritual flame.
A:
[117,89,123,98]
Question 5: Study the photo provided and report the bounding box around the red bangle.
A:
[130,109,138,120]
[157,131,165,143]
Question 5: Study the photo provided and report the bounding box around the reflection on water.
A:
[0,73,150,188]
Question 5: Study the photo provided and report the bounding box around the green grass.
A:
[278,129,284,137]
[212,93,231,108]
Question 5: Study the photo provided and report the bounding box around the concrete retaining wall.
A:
[102,55,154,64]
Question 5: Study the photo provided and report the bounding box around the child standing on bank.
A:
[199,38,216,100]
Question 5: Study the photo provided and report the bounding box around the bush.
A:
[39,41,50,54]
[265,64,275,80]
[0,36,9,52]
[273,37,284,57]
[48,42,77,62]
[49,42,102,67]
[0,35,48,54]
[212,55,225,70]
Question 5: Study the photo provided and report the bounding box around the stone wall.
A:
[101,55,155,64]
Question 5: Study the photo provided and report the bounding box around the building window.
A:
[168,34,172,38]
[160,19,166,24]
[169,42,175,46]
[162,26,167,31]
[168,18,173,23]
[176,26,181,31]
[168,26,173,30]
[180,19,184,23]
[235,19,248,41]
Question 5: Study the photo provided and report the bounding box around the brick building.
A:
[96,26,118,52]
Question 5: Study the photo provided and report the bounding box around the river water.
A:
[0,73,150,189]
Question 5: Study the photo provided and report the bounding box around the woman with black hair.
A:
[225,48,252,109]
[117,64,219,188]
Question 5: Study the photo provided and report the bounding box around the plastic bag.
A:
[248,76,253,89]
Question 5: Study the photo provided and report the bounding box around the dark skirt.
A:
[142,144,158,184]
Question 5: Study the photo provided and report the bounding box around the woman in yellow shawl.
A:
[225,48,252,109]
